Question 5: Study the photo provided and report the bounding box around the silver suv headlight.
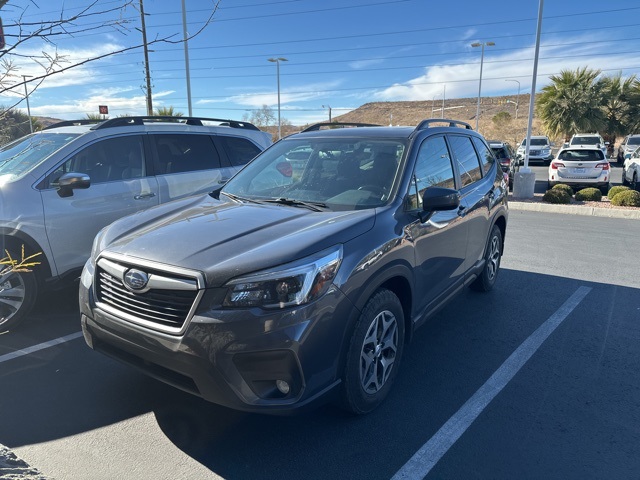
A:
[222,247,342,309]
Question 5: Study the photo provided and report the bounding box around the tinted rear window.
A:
[558,149,605,161]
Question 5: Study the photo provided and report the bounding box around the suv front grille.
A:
[95,256,202,334]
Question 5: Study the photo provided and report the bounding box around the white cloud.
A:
[372,35,640,102]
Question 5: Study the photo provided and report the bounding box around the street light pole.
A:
[268,57,287,139]
[181,0,193,116]
[505,79,520,119]
[471,41,495,131]
[431,94,441,117]
[322,104,332,122]
[442,84,446,117]
[21,75,33,133]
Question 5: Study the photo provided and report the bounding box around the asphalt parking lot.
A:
[1,209,639,480]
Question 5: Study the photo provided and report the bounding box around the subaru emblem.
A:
[124,269,149,291]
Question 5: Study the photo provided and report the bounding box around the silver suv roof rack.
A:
[300,122,381,132]
[90,116,260,131]
[415,119,473,131]
[43,119,103,130]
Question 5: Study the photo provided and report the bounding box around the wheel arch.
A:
[0,229,53,283]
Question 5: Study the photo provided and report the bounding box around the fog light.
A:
[276,379,290,395]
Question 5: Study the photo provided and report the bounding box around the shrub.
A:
[575,188,602,202]
[543,189,571,204]
[610,189,640,207]
[551,184,574,197]
[607,185,630,200]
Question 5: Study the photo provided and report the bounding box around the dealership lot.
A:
[1,210,639,480]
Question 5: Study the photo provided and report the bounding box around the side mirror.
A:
[57,172,90,198]
[420,187,460,222]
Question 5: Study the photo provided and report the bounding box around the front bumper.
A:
[80,267,355,414]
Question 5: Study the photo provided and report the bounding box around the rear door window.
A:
[217,136,262,167]
[448,135,482,187]
[472,137,495,176]
[151,134,222,175]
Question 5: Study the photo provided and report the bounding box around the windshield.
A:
[520,138,548,147]
[570,136,600,145]
[628,137,640,146]
[0,132,81,182]
[222,137,406,211]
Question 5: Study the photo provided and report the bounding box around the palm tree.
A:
[536,67,606,140]
[600,72,637,144]
[153,106,183,117]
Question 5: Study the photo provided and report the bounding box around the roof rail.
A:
[90,116,260,131]
[415,119,473,131]
[300,122,381,132]
[43,119,103,130]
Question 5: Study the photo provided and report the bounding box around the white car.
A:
[516,135,553,165]
[548,147,611,194]
[622,145,640,190]
[565,133,608,158]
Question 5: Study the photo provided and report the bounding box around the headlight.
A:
[223,247,342,309]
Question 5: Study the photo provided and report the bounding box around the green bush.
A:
[551,184,574,197]
[543,189,571,204]
[607,185,630,200]
[575,188,602,202]
[610,189,640,207]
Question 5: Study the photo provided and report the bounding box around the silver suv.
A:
[0,116,271,331]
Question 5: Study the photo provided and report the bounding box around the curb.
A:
[509,200,640,219]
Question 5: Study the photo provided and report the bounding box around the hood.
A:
[99,194,376,286]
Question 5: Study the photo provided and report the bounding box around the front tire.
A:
[470,225,503,292]
[341,289,405,414]
[0,250,39,332]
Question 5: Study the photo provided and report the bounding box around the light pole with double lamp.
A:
[505,78,520,119]
[471,41,494,131]
[268,57,287,139]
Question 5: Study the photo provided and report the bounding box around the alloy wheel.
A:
[359,309,398,395]
[0,272,27,326]
[486,234,501,282]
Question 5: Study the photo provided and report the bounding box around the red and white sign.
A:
[98,105,108,115]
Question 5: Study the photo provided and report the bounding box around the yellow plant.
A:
[0,245,42,275]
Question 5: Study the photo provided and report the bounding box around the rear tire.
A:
[341,289,405,415]
[0,249,39,332]
[470,225,502,292]
[621,168,629,186]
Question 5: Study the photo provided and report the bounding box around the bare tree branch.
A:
[0,0,221,106]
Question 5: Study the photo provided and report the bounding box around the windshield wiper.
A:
[262,197,328,212]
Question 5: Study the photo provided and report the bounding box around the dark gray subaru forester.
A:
[80,119,508,415]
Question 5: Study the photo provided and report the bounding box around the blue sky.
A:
[1,0,639,125]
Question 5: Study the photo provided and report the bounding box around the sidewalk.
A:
[509,198,640,220]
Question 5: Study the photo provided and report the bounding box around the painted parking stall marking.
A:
[392,286,592,480]
[0,331,83,364]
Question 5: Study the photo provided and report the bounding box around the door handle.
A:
[134,192,156,200]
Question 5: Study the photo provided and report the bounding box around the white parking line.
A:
[392,286,592,480]
[0,331,83,364]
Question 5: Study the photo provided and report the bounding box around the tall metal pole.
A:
[524,0,544,171]
[21,75,33,133]
[139,0,153,115]
[441,84,445,117]
[181,0,192,116]
[268,57,287,139]
[472,41,494,131]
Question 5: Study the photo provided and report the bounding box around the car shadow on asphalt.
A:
[1,269,639,480]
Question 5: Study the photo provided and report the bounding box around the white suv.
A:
[566,133,608,157]
[516,135,553,165]
[0,116,271,331]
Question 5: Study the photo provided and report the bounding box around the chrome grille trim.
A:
[94,253,205,335]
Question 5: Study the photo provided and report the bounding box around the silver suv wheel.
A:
[359,309,398,394]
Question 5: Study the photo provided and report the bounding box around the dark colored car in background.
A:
[488,140,516,190]
[80,119,508,415]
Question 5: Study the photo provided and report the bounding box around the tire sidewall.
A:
[342,289,405,414]
[0,261,38,332]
